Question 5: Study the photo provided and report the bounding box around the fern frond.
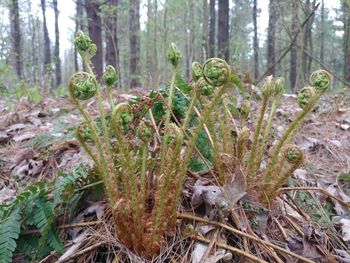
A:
[0,207,21,263]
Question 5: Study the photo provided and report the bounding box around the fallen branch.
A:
[195,235,268,263]
[177,213,314,263]
[278,186,350,208]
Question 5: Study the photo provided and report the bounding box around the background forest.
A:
[1,0,350,94]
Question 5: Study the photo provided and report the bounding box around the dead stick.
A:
[22,221,100,235]
[177,213,314,263]
[278,186,350,208]
[195,235,268,263]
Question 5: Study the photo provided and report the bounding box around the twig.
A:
[195,235,268,263]
[199,229,219,263]
[177,213,315,263]
[22,221,100,235]
[278,186,350,208]
[57,241,106,262]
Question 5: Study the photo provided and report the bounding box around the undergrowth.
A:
[0,165,90,262]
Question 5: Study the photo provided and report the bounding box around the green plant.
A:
[69,31,239,258]
[0,165,89,262]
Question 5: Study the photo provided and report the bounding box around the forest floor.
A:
[0,87,350,262]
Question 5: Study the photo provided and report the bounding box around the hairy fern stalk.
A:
[69,31,239,258]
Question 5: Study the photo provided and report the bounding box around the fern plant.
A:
[0,165,89,262]
[69,31,240,258]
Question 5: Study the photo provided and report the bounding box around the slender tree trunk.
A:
[267,0,277,76]
[41,0,52,89]
[344,2,350,82]
[184,4,190,79]
[217,0,229,61]
[320,0,325,64]
[208,0,216,58]
[129,0,141,88]
[74,0,84,72]
[53,0,61,87]
[9,0,22,79]
[253,0,259,81]
[202,0,209,60]
[105,0,119,76]
[85,0,103,78]
[290,1,299,91]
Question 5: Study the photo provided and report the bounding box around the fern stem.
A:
[247,94,269,182]
[255,98,279,171]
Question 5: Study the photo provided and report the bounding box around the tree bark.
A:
[267,0,277,76]
[202,0,209,60]
[53,0,62,87]
[74,0,84,72]
[320,0,325,64]
[41,0,51,72]
[105,0,120,80]
[217,0,229,61]
[344,2,350,82]
[290,0,299,91]
[208,0,216,58]
[9,0,22,79]
[253,0,259,81]
[129,0,141,88]
[85,0,103,78]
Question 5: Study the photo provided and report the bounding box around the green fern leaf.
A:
[0,207,21,263]
[47,229,64,253]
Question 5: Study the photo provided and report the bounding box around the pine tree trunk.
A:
[74,0,84,72]
[267,0,276,76]
[253,0,259,81]
[290,1,298,91]
[320,0,325,64]
[85,0,103,78]
[129,0,141,88]
[344,2,350,82]
[202,0,209,60]
[217,0,229,61]
[9,0,22,79]
[208,0,216,58]
[41,0,52,89]
[53,0,61,87]
[105,0,119,79]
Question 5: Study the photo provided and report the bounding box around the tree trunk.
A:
[41,0,51,72]
[105,0,120,82]
[344,2,350,82]
[253,0,259,81]
[208,0,216,58]
[320,0,325,64]
[74,0,84,72]
[267,0,277,76]
[129,0,141,88]
[202,0,209,60]
[217,0,229,61]
[9,0,22,79]
[85,0,103,78]
[53,0,61,87]
[290,1,299,91]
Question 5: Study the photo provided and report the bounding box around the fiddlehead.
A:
[103,65,117,87]
[74,30,97,60]
[191,61,203,82]
[297,86,316,108]
[309,69,332,92]
[202,58,230,87]
[111,102,133,139]
[167,43,181,68]
[261,144,303,205]
[68,72,97,100]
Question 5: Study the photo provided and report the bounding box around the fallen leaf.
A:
[12,131,36,142]
[339,218,350,242]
